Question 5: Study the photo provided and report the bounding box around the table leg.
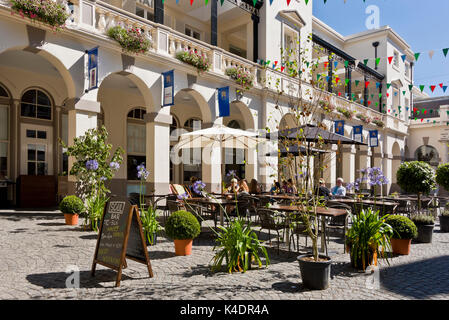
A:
[320,216,327,255]
[220,206,224,226]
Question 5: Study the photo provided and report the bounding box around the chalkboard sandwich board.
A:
[91,197,153,287]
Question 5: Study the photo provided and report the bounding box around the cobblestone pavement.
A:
[1,209,449,300]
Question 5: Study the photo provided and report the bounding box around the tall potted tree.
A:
[436,163,449,232]
[396,161,436,214]
[263,33,351,290]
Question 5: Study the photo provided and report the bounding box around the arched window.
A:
[0,84,9,177]
[127,108,146,180]
[21,89,52,120]
[415,145,439,166]
[184,118,202,132]
[227,120,241,129]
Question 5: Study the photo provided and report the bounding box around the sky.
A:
[312,0,449,97]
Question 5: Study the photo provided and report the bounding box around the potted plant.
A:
[411,215,435,243]
[211,217,270,273]
[385,215,417,255]
[396,161,436,214]
[440,207,449,232]
[176,49,210,73]
[372,117,385,128]
[345,208,392,270]
[59,195,84,225]
[11,0,70,30]
[107,26,151,54]
[225,67,254,91]
[165,210,201,256]
[140,204,163,246]
[336,106,354,120]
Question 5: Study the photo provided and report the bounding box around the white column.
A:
[145,112,171,195]
[342,146,356,185]
[323,147,337,188]
[383,155,393,195]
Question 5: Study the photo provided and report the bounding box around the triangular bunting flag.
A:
[355,80,360,87]
[443,86,448,93]
[386,83,391,89]
[334,61,338,68]
[443,48,449,57]
[388,56,393,64]
[401,55,407,62]
[344,60,349,67]
[409,84,413,91]
[414,53,420,61]
[419,85,425,92]
[345,78,350,85]
[430,85,436,92]
[439,83,444,89]
[365,81,370,88]
[363,59,369,66]
[375,57,380,66]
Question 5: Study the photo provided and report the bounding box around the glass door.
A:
[20,124,53,176]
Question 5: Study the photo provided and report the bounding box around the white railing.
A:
[0,0,409,134]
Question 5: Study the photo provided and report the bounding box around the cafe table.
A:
[183,197,239,226]
[327,198,399,214]
[268,205,348,255]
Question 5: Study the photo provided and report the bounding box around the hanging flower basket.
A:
[225,67,254,90]
[107,26,151,54]
[318,99,335,113]
[356,113,372,124]
[10,0,70,30]
[372,117,385,128]
[176,49,210,73]
[336,106,354,120]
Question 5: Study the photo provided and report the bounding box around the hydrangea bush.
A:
[107,26,151,54]
[11,0,70,29]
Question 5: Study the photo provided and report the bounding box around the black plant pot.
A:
[440,216,449,232]
[416,224,434,243]
[297,254,332,290]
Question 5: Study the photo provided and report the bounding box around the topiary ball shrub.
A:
[396,161,436,195]
[385,215,417,239]
[436,163,449,192]
[165,210,201,240]
[59,195,84,214]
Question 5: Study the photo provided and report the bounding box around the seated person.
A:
[331,177,347,197]
[249,179,261,194]
[270,181,281,194]
[315,178,332,199]
[239,179,250,194]
[227,178,240,194]
[286,179,298,194]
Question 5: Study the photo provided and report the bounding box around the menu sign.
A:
[91,197,153,287]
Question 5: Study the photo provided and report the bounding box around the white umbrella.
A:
[174,124,266,189]
[176,124,263,149]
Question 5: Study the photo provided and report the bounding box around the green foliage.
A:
[336,106,354,119]
[396,161,436,195]
[140,204,162,245]
[176,50,210,72]
[86,193,108,232]
[107,26,151,54]
[411,214,435,225]
[436,163,449,192]
[225,67,254,90]
[60,126,124,201]
[385,215,417,239]
[11,0,70,29]
[165,210,201,240]
[355,113,372,124]
[212,217,270,273]
[346,208,392,269]
[372,117,385,128]
[59,195,84,214]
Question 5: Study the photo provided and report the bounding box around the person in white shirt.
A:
[331,177,347,197]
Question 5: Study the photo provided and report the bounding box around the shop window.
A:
[127,108,146,180]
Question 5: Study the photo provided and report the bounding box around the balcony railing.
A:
[0,0,409,134]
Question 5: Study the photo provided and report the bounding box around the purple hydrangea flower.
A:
[193,180,206,194]
[109,161,120,170]
[137,163,149,180]
[177,192,189,200]
[86,160,99,171]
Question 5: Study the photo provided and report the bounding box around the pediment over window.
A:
[279,10,307,29]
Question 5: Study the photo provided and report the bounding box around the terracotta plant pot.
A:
[390,238,411,255]
[64,213,79,225]
[174,239,193,256]
[350,249,377,270]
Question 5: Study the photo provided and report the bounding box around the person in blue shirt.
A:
[331,177,347,197]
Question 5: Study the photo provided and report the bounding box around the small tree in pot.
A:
[385,215,417,255]
[396,161,436,214]
[411,215,435,243]
[59,195,84,225]
[436,163,449,232]
[165,210,201,256]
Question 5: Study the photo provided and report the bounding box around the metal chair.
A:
[256,208,289,255]
[287,213,309,253]
[324,202,351,253]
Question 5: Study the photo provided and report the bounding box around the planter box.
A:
[391,238,411,255]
